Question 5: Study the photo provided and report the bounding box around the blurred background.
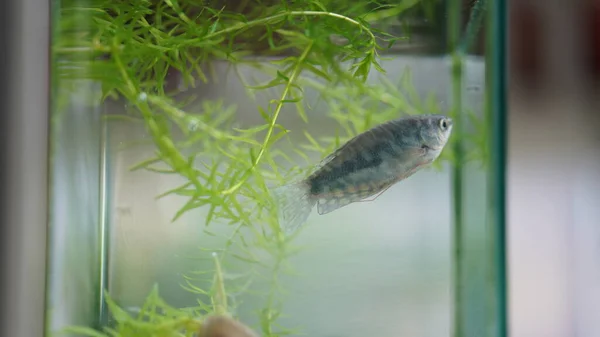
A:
[507,0,600,336]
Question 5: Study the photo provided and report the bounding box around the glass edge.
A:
[486,0,508,336]
[0,0,51,336]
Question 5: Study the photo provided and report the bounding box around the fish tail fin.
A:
[270,180,316,234]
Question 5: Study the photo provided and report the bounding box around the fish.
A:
[270,114,453,234]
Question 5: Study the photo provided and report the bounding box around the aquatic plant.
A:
[51,0,489,336]
[59,254,229,337]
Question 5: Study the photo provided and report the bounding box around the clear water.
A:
[47,2,497,337]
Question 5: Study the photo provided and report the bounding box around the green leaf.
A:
[103,291,131,324]
[129,157,162,171]
[156,182,194,199]
[276,70,290,82]
[172,197,208,222]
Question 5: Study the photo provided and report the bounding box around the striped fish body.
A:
[307,118,432,215]
[271,114,453,234]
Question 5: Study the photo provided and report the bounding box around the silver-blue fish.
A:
[271,114,454,234]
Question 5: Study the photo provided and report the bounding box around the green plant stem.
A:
[146,95,227,140]
[222,41,314,195]
[204,11,376,43]
[113,40,137,95]
[112,40,212,200]
[486,0,508,335]
[460,0,486,53]
[448,0,464,336]
[212,253,228,315]
[362,0,421,23]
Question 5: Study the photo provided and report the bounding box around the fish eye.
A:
[440,119,448,129]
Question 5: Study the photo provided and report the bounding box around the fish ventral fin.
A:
[316,188,381,215]
[270,180,316,234]
[317,197,354,215]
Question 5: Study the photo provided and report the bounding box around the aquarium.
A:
[47,1,506,337]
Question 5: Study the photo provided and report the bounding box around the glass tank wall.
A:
[47,1,506,337]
